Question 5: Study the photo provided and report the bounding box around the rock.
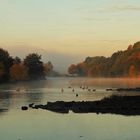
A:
[23,95,140,116]
[29,103,34,108]
[106,88,113,91]
[21,106,28,110]
[88,89,91,92]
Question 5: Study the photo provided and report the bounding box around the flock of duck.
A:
[61,85,96,97]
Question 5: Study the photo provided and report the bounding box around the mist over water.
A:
[4,46,84,73]
[1,0,140,139]
[0,78,140,140]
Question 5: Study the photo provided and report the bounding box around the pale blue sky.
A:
[0,0,140,72]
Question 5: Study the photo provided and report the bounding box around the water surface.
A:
[0,78,140,140]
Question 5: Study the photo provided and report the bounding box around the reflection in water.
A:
[26,92,44,103]
[0,78,140,113]
[0,92,11,114]
[0,78,139,140]
[69,78,140,88]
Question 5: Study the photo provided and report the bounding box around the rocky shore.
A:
[23,95,140,116]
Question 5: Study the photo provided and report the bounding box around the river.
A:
[0,77,140,140]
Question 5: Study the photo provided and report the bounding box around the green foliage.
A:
[0,48,54,83]
[24,53,45,79]
[14,57,21,64]
[0,48,13,81]
[0,62,5,80]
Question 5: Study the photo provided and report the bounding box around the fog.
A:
[4,46,84,73]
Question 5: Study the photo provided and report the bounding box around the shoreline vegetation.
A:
[0,48,56,83]
[68,41,140,78]
[1,42,140,116]
[1,41,140,83]
[23,95,140,116]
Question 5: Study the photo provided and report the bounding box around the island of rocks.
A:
[22,95,140,116]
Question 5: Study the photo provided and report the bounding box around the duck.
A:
[61,88,64,93]
[88,89,91,92]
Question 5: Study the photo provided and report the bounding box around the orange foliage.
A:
[77,62,88,75]
[44,62,53,75]
[129,65,136,78]
[68,64,78,74]
[10,64,28,81]
[127,45,133,50]
[87,65,101,77]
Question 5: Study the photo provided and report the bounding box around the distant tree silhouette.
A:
[0,62,5,80]
[127,45,133,50]
[13,57,21,64]
[24,53,45,79]
[0,48,13,82]
[44,61,53,75]
[68,64,78,75]
[68,41,140,77]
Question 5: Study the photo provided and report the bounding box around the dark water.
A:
[0,77,140,140]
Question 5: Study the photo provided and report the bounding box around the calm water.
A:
[0,77,140,140]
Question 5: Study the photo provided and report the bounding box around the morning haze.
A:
[1,0,140,72]
[1,1,140,140]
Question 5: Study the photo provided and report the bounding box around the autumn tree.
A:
[44,61,53,75]
[129,65,137,78]
[10,64,28,81]
[133,42,140,49]
[68,64,78,75]
[68,41,140,77]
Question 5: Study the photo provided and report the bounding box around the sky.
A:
[0,0,140,73]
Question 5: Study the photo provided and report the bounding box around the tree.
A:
[77,62,87,76]
[127,45,133,50]
[0,48,13,81]
[44,61,53,75]
[24,53,45,79]
[133,42,140,49]
[129,65,137,78]
[10,64,28,81]
[68,64,78,75]
[13,57,21,64]
[67,41,140,77]
[0,62,5,81]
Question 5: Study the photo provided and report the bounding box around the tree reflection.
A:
[0,92,11,115]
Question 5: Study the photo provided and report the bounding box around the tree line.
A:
[68,41,140,78]
[0,48,53,82]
